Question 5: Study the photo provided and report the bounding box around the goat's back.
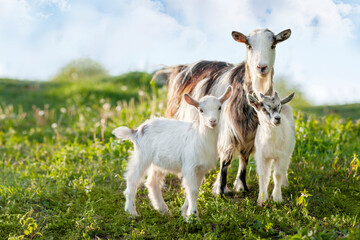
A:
[134,118,218,173]
[159,60,258,155]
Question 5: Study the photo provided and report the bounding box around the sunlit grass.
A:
[0,73,359,239]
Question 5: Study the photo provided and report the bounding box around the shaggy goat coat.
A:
[113,87,232,219]
[153,28,292,195]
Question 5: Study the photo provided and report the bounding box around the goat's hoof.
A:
[185,213,200,222]
[125,210,139,217]
[257,199,266,206]
[272,196,283,203]
[220,191,234,198]
[234,179,244,192]
[257,195,268,206]
[158,208,171,216]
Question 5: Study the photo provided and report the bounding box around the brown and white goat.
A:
[153,28,291,196]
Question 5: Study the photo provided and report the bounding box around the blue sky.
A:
[0,0,359,104]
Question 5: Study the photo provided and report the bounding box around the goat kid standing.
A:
[247,92,295,205]
[113,86,233,220]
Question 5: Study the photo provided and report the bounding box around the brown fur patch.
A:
[225,62,259,154]
[165,61,231,117]
[156,60,271,159]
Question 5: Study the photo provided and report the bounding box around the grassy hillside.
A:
[298,103,360,120]
[0,73,359,239]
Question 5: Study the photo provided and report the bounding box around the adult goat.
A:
[153,28,291,196]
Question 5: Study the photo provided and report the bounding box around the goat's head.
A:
[232,29,291,77]
[247,91,295,127]
[184,86,233,129]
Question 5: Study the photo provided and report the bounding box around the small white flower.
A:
[101,118,106,126]
[158,102,164,109]
[38,110,45,116]
[0,114,6,119]
[100,99,105,104]
[95,122,101,128]
[86,107,91,112]
[60,107,67,113]
[103,103,111,111]
[116,105,122,112]
[51,123,58,129]
[138,90,145,96]
[121,85,128,91]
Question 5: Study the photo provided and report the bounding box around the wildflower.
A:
[158,102,164,109]
[138,90,145,96]
[38,110,45,116]
[121,85,128,91]
[116,105,122,112]
[101,118,106,126]
[51,123,58,129]
[103,103,111,111]
[100,99,105,104]
[60,107,67,114]
[0,114,5,119]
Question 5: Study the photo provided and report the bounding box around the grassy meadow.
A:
[0,68,359,239]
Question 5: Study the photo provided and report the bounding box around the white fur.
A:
[175,30,278,195]
[113,87,232,219]
[250,95,295,205]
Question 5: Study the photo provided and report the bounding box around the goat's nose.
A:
[274,116,281,123]
[210,119,216,123]
[257,64,268,73]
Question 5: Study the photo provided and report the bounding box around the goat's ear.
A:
[232,31,247,44]
[281,92,295,105]
[275,29,291,44]
[219,86,233,104]
[247,94,260,110]
[184,93,199,108]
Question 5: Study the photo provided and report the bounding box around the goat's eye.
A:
[218,106,221,111]
[271,44,276,49]
[247,44,252,50]
[199,108,203,113]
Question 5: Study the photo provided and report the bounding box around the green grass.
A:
[297,103,360,120]
[0,73,359,239]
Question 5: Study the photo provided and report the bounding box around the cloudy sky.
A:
[0,0,359,104]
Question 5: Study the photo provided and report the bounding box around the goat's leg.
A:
[256,156,272,206]
[182,170,204,220]
[282,157,291,187]
[145,167,170,215]
[272,159,287,202]
[181,198,188,217]
[212,152,233,197]
[234,150,251,192]
[123,153,150,216]
[282,173,289,187]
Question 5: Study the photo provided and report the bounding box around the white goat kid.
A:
[247,92,295,205]
[113,86,233,219]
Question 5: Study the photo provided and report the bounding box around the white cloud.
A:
[0,0,359,104]
[37,0,70,11]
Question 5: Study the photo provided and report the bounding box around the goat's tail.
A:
[112,126,136,141]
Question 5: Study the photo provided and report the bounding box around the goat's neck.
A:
[246,64,274,98]
[258,119,278,139]
[197,120,219,144]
